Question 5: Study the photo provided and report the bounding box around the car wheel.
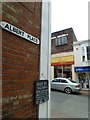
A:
[64,87,72,94]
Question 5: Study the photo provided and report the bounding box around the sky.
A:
[51,0,89,41]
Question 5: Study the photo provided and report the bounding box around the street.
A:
[51,90,89,118]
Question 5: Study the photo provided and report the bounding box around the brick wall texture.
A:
[2,2,42,119]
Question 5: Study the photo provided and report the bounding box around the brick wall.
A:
[51,28,77,54]
[2,2,42,118]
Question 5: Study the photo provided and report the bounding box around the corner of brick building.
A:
[1,2,42,119]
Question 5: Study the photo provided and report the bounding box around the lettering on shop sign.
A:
[74,66,90,72]
[35,80,49,105]
[0,21,40,44]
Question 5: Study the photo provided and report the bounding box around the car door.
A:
[51,79,60,90]
[59,79,68,91]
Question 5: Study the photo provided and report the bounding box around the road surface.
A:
[51,90,89,118]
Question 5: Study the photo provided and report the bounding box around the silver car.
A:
[51,77,81,94]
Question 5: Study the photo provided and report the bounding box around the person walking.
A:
[78,76,85,88]
[86,78,89,88]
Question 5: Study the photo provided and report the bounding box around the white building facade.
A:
[73,40,90,89]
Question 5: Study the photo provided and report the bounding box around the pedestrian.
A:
[78,76,84,88]
[86,78,89,88]
[78,76,81,83]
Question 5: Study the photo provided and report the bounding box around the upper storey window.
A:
[81,47,85,61]
[86,46,90,60]
[56,35,67,46]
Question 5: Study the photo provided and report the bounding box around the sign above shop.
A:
[0,21,40,45]
[51,55,74,66]
[74,66,90,72]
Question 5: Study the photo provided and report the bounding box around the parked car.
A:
[51,77,81,94]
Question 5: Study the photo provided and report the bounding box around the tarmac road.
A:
[51,90,89,119]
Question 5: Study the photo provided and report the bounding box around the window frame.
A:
[60,79,68,83]
[86,46,90,61]
[55,36,67,46]
[52,79,60,82]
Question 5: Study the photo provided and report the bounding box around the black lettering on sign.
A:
[5,23,10,30]
[0,21,40,44]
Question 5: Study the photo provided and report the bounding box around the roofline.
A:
[51,27,73,35]
[73,40,90,45]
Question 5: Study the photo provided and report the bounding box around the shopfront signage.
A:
[74,66,90,72]
[51,55,74,66]
[0,21,40,44]
[35,80,49,105]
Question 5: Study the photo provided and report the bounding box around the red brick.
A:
[2,2,42,118]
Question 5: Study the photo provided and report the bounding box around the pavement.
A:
[80,88,90,95]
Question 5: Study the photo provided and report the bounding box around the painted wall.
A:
[73,40,90,66]
[88,2,90,39]
[51,66,54,80]
[39,1,51,118]
[73,43,82,66]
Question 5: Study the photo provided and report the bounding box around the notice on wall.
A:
[35,80,49,105]
[0,21,40,44]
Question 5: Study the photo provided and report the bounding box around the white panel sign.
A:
[0,21,40,45]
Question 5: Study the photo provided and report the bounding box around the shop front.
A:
[74,66,90,89]
[51,55,74,79]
